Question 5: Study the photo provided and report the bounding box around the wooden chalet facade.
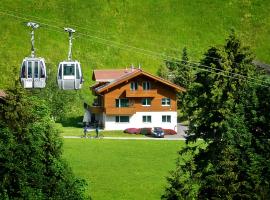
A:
[89,67,185,130]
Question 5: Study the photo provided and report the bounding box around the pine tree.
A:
[162,32,270,199]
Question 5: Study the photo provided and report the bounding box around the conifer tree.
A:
[162,32,270,199]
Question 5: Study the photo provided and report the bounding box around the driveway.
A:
[164,123,188,139]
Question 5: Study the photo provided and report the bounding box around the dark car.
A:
[151,127,165,138]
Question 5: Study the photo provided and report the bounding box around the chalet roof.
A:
[0,90,6,99]
[92,68,140,82]
[93,68,186,94]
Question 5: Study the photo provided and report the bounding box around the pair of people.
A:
[83,121,99,138]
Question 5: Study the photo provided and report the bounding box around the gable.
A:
[94,70,186,94]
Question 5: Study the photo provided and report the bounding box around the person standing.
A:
[95,121,99,138]
[83,126,87,138]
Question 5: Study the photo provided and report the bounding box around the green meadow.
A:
[63,139,184,200]
[1,0,270,113]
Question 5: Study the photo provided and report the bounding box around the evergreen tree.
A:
[0,81,90,199]
[157,48,195,115]
[162,32,270,199]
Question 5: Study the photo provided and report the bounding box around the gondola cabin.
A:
[20,57,46,89]
[57,61,83,90]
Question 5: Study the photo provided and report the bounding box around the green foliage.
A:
[0,82,90,199]
[30,65,82,122]
[163,33,270,199]
[158,48,195,117]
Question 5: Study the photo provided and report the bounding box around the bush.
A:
[124,128,141,134]
[140,128,152,135]
[163,129,177,135]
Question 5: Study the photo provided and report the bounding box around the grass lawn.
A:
[63,139,185,200]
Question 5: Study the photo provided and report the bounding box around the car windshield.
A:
[154,127,163,132]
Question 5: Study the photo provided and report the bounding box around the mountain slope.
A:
[0,0,269,117]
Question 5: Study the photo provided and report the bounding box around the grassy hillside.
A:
[0,0,269,117]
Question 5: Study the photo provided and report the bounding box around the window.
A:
[141,98,151,106]
[40,61,45,78]
[161,98,171,106]
[116,116,130,123]
[34,61,39,78]
[76,64,80,79]
[64,64,75,75]
[28,61,32,78]
[21,62,26,78]
[130,82,138,91]
[162,115,171,123]
[142,81,151,90]
[116,98,129,107]
[58,64,62,79]
[142,115,151,123]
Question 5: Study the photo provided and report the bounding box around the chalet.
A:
[89,67,185,131]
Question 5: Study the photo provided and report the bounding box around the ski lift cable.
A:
[0,7,259,66]
[0,9,269,87]
[0,8,264,70]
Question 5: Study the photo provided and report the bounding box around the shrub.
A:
[140,128,152,135]
[124,128,141,134]
[163,129,177,135]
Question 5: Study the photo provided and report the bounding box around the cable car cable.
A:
[0,9,269,87]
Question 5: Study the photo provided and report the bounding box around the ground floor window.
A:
[115,116,130,123]
[142,115,151,123]
[162,115,171,123]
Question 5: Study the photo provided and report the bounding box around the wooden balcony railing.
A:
[126,89,157,97]
[105,106,136,115]
[89,106,104,114]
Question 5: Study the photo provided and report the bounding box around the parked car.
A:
[151,127,165,138]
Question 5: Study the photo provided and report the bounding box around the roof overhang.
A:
[95,70,186,94]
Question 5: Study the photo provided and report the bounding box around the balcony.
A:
[126,89,157,98]
[89,105,104,114]
[105,107,136,115]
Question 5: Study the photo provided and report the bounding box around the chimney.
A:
[131,64,134,72]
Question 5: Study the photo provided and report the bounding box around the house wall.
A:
[103,74,178,113]
[103,111,177,131]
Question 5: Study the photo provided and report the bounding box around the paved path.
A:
[63,136,186,141]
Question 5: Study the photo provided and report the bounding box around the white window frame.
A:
[142,115,152,123]
[116,98,129,107]
[130,82,138,91]
[115,116,130,123]
[141,98,151,106]
[162,115,171,123]
[161,98,171,106]
[142,81,151,90]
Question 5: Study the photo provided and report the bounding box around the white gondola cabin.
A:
[57,61,83,90]
[57,27,83,90]
[20,22,47,89]
[20,57,46,89]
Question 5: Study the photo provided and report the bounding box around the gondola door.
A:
[75,63,81,89]
[33,60,46,88]
[24,60,34,88]
[33,61,41,88]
